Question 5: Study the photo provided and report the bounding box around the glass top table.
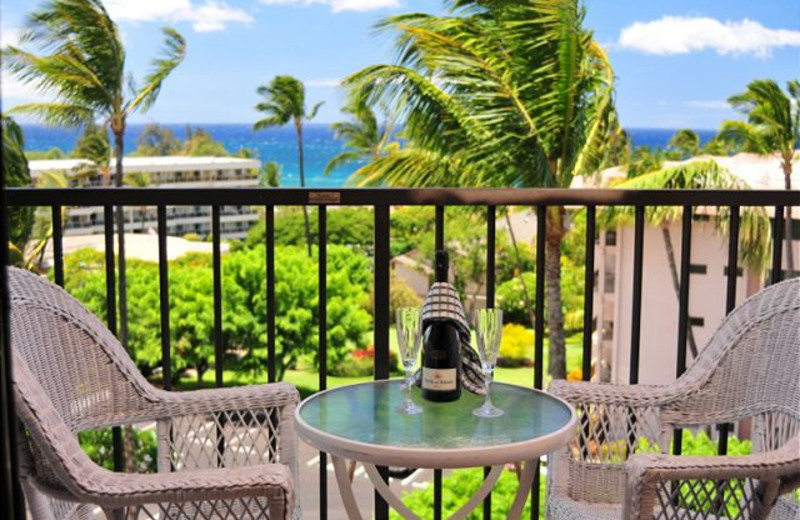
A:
[295,379,576,469]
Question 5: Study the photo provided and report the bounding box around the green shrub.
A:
[390,466,544,519]
[79,427,157,473]
[496,273,535,326]
[498,323,534,366]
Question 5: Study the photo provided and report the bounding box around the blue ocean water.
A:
[20,124,717,188]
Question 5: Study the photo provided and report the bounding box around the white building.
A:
[578,153,799,385]
[29,156,262,239]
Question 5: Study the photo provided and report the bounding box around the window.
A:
[605,231,617,246]
[602,320,614,340]
[604,254,616,294]
[689,264,707,274]
[689,317,705,327]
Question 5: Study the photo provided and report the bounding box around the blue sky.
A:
[1,0,798,129]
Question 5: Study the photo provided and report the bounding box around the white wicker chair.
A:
[8,267,300,519]
[548,277,800,520]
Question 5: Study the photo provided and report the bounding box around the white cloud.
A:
[259,0,399,13]
[104,0,253,32]
[306,77,342,87]
[686,100,730,110]
[619,16,800,57]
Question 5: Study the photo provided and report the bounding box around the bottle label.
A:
[422,367,457,391]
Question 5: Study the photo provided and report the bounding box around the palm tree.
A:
[719,79,800,277]
[3,116,34,257]
[254,76,323,256]
[71,121,111,186]
[667,129,700,160]
[606,160,770,360]
[325,94,398,175]
[4,0,186,349]
[345,0,617,379]
[260,161,282,187]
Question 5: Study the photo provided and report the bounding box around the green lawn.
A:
[191,327,584,398]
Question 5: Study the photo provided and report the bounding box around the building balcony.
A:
[2,187,799,520]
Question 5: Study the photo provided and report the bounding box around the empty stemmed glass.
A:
[473,308,504,418]
[395,307,424,415]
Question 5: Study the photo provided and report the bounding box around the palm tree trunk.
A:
[545,207,567,380]
[295,120,312,257]
[782,160,794,277]
[113,131,129,351]
[660,226,699,359]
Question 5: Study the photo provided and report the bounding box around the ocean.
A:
[21,124,717,188]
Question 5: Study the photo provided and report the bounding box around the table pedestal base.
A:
[331,456,537,520]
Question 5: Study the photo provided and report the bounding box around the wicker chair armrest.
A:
[548,380,678,408]
[622,437,800,520]
[76,462,294,518]
[151,382,299,417]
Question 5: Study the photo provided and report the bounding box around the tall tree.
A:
[133,123,181,156]
[253,76,323,256]
[345,0,616,378]
[325,94,398,175]
[4,0,186,349]
[70,121,111,185]
[607,160,771,361]
[667,129,700,160]
[719,79,800,277]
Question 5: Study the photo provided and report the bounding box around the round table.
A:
[295,380,576,520]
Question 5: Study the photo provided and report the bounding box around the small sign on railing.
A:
[309,191,341,204]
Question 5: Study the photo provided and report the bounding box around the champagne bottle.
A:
[420,249,461,402]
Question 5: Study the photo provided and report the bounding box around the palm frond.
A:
[126,28,186,114]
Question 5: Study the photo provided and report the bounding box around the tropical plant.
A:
[4,0,186,349]
[719,79,800,277]
[667,129,700,160]
[625,146,664,178]
[253,76,323,256]
[2,116,34,260]
[132,123,181,156]
[260,161,282,187]
[325,93,398,175]
[70,121,111,185]
[25,146,66,160]
[344,0,617,378]
[10,169,70,271]
[606,160,771,360]
[181,127,229,156]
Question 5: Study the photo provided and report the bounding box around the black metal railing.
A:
[2,187,799,520]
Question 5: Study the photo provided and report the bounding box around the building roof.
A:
[29,155,260,175]
[572,152,799,190]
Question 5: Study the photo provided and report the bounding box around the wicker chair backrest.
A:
[665,277,800,451]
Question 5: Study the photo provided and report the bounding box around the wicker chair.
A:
[8,267,300,519]
[547,277,800,520]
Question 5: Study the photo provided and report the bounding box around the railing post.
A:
[374,205,391,520]
[319,205,329,520]
[532,205,546,519]
[0,131,26,520]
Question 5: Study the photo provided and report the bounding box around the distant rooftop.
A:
[572,152,799,190]
[29,156,261,175]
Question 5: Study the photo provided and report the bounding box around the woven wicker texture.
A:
[547,277,800,520]
[8,267,300,519]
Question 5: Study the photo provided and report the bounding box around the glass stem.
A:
[483,368,493,409]
[405,368,413,406]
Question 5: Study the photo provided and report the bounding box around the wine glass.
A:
[395,307,424,415]
[473,308,504,418]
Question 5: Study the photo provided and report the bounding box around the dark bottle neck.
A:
[435,249,449,283]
